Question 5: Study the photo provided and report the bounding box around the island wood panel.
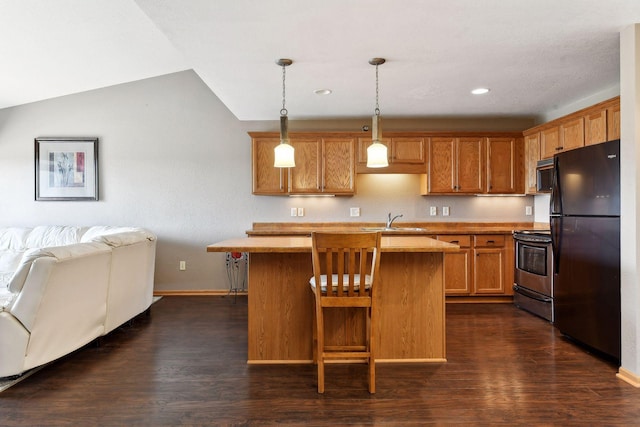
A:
[375,252,445,360]
[245,251,446,363]
[248,253,314,362]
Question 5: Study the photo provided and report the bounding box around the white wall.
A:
[0,70,536,291]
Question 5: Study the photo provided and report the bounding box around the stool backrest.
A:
[311,232,381,300]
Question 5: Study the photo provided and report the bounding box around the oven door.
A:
[515,240,552,296]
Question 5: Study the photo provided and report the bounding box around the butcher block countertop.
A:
[207,235,460,253]
[245,221,550,236]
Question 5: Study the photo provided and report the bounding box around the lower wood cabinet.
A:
[473,234,506,294]
[437,235,472,295]
[439,233,514,297]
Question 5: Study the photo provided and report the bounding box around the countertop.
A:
[245,221,550,236]
[207,235,460,253]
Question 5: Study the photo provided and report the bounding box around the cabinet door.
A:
[584,110,607,146]
[486,137,520,194]
[428,137,456,193]
[456,137,485,193]
[607,104,621,141]
[560,117,584,153]
[524,133,540,194]
[322,137,355,194]
[540,126,560,159]
[289,137,321,194]
[391,137,426,163]
[473,248,505,294]
[438,235,472,295]
[252,137,288,194]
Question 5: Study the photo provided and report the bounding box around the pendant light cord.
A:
[374,63,380,116]
[281,63,288,117]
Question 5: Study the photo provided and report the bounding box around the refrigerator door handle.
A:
[550,216,562,274]
[550,156,561,215]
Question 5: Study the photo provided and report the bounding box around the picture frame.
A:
[34,137,99,201]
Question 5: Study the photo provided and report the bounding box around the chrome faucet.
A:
[386,213,403,228]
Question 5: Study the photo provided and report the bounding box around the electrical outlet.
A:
[179,261,186,271]
[290,207,297,217]
[429,206,437,216]
[297,207,304,217]
[525,206,533,216]
[350,207,361,217]
[442,206,450,216]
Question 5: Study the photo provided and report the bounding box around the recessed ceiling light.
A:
[471,87,490,95]
[314,89,332,95]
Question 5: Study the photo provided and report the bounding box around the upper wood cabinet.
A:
[321,137,357,194]
[608,103,621,141]
[357,136,427,173]
[540,118,584,159]
[525,96,620,160]
[426,137,484,194]
[251,133,355,195]
[585,109,607,146]
[540,126,560,159]
[486,137,523,194]
[252,137,288,195]
[524,133,540,194]
[560,117,585,153]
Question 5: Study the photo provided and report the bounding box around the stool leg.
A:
[317,306,325,394]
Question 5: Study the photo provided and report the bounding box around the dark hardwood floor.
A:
[1,296,639,426]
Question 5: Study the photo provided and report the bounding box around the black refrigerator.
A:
[550,139,621,364]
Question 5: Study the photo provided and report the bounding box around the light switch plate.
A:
[350,207,361,217]
[290,207,297,217]
[525,206,533,216]
[442,206,450,216]
[297,207,304,217]
[429,206,437,216]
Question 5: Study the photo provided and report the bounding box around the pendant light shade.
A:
[274,58,295,168]
[367,58,388,168]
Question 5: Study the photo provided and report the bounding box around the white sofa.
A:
[0,226,156,378]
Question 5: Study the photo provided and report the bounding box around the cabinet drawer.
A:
[437,235,471,248]
[474,235,505,247]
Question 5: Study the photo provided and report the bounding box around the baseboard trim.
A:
[247,358,447,365]
[153,290,247,297]
[617,367,640,387]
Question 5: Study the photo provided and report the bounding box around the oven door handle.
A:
[513,284,553,303]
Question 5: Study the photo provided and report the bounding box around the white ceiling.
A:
[2,0,640,121]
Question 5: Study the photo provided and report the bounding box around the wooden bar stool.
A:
[309,231,382,393]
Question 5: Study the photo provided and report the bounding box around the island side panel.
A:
[375,252,446,361]
[248,253,314,363]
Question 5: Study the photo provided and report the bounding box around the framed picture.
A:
[35,137,99,201]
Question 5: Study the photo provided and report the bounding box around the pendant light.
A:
[274,58,295,168]
[366,57,389,168]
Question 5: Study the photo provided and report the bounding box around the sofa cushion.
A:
[25,226,88,249]
[0,228,32,251]
[80,226,149,243]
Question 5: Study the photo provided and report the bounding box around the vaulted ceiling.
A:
[2,0,640,120]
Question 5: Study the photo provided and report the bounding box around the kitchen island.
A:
[207,235,458,364]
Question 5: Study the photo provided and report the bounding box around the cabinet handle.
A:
[486,240,495,244]
[450,240,459,244]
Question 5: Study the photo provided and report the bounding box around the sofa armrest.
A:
[89,230,156,248]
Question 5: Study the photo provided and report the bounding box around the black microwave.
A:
[536,159,553,193]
